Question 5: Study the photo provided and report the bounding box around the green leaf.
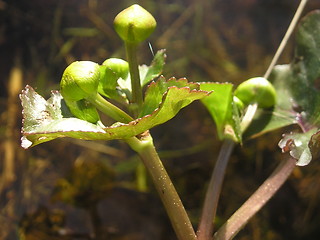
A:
[200,82,241,142]
[140,76,200,117]
[20,80,209,148]
[20,86,107,148]
[246,11,320,165]
[98,65,121,100]
[140,49,166,87]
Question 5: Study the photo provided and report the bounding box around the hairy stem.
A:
[197,139,235,240]
[213,157,296,240]
[89,93,134,123]
[125,41,143,115]
[126,134,197,240]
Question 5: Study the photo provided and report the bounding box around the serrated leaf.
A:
[21,81,210,148]
[140,76,201,117]
[200,82,241,142]
[140,49,166,87]
[20,86,107,148]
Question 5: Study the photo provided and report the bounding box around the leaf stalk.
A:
[126,134,197,240]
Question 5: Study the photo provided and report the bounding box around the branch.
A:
[213,157,296,240]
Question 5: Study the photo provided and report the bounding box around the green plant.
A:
[20,1,320,240]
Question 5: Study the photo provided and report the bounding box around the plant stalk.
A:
[213,157,296,240]
[125,41,143,114]
[197,102,258,240]
[197,139,235,240]
[89,93,134,123]
[126,133,197,240]
[264,0,309,79]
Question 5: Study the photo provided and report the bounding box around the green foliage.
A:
[246,11,320,166]
[200,82,241,142]
[20,78,209,148]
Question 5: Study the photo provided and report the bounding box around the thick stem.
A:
[125,41,143,114]
[197,139,235,240]
[213,157,296,240]
[126,134,197,240]
[89,92,134,123]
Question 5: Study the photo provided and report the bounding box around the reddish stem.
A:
[213,157,296,240]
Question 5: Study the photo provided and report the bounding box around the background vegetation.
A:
[1,0,320,239]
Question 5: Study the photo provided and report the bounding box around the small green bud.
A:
[102,58,129,80]
[98,58,129,99]
[60,61,101,123]
[114,4,156,44]
[234,77,276,108]
[60,61,100,102]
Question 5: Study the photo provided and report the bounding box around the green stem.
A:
[126,134,197,240]
[213,157,296,240]
[125,41,143,114]
[89,93,134,123]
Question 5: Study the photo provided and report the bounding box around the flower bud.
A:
[234,77,276,108]
[102,58,129,80]
[114,4,156,44]
[60,61,100,102]
[60,61,101,123]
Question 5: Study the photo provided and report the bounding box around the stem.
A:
[213,157,296,240]
[126,134,197,240]
[125,41,143,114]
[197,0,308,237]
[89,93,134,123]
[240,103,258,132]
[197,102,258,239]
[263,0,309,79]
[197,139,235,240]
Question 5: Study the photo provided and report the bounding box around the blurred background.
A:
[1,0,320,239]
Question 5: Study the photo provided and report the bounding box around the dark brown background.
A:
[1,0,320,239]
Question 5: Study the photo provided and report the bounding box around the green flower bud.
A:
[98,58,129,99]
[60,61,101,123]
[102,58,129,80]
[114,4,156,44]
[234,77,276,108]
[60,61,100,102]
